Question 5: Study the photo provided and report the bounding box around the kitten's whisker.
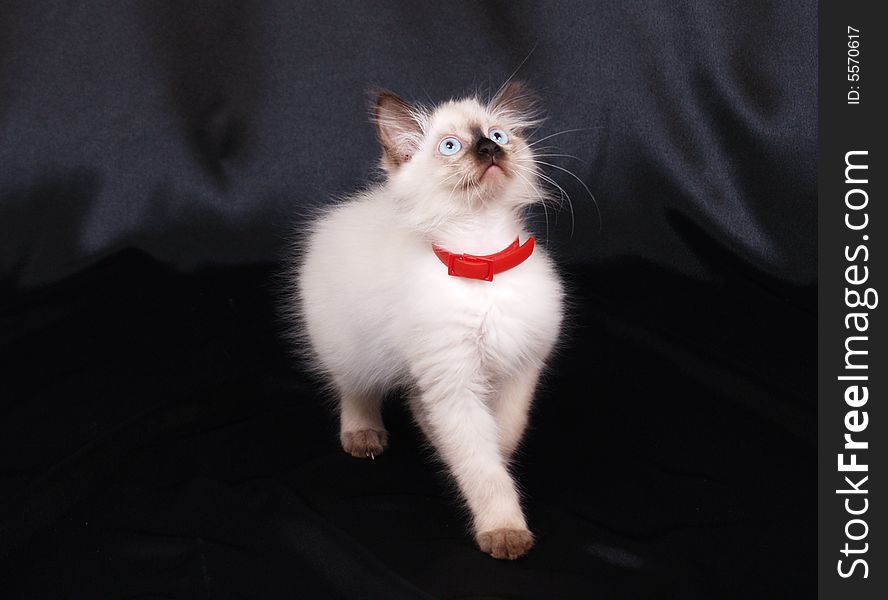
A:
[444,171,471,210]
[470,178,486,208]
[511,163,562,210]
[529,153,588,164]
[531,160,601,233]
[510,167,550,242]
[493,42,538,101]
[512,163,575,239]
[526,146,586,159]
[525,128,590,149]
[440,170,464,186]
[515,161,577,215]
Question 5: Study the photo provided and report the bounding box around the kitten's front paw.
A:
[341,429,388,459]
[476,528,534,560]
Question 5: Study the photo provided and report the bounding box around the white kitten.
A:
[291,82,564,559]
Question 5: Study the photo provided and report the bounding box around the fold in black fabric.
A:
[1,1,815,598]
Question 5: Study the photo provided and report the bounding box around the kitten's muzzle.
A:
[475,137,503,162]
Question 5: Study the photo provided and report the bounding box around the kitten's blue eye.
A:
[489,128,509,145]
[438,137,462,156]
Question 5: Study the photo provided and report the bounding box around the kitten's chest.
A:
[403,259,562,371]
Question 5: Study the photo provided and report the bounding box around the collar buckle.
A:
[446,254,495,281]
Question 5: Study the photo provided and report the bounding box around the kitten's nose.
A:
[475,137,502,160]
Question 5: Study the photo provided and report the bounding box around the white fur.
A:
[291,87,564,554]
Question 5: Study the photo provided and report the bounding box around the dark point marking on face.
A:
[475,137,500,160]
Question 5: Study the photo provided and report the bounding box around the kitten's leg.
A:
[493,366,541,459]
[412,372,533,559]
[339,389,388,459]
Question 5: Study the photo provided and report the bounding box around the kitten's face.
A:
[373,82,542,214]
[421,99,526,196]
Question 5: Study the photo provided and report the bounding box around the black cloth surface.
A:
[1,1,816,598]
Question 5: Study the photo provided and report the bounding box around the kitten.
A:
[292,82,564,559]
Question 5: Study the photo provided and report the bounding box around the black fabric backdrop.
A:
[1,2,816,598]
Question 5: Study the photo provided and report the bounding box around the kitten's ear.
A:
[489,81,542,132]
[373,91,424,170]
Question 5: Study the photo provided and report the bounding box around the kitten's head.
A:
[372,82,544,222]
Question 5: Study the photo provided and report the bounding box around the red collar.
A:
[432,237,535,282]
